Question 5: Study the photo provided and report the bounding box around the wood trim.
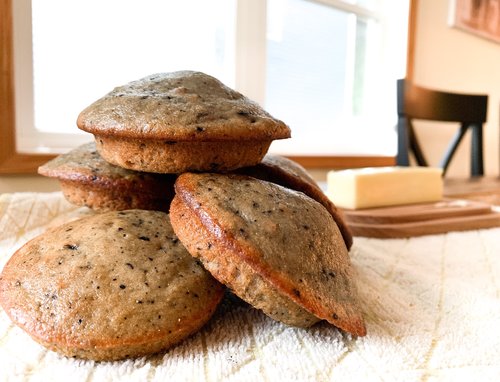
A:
[286,155,395,169]
[0,0,55,174]
[406,0,418,81]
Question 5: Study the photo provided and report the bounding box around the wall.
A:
[413,0,500,177]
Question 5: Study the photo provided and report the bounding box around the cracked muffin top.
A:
[0,209,224,360]
[77,71,290,141]
[170,173,366,336]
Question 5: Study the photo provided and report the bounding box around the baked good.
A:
[77,71,291,173]
[238,155,353,250]
[0,210,224,361]
[170,173,366,336]
[38,142,176,212]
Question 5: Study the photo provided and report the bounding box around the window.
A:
[263,0,410,155]
[15,0,237,153]
[266,0,386,155]
[2,0,410,173]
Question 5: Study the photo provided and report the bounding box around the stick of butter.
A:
[327,166,443,209]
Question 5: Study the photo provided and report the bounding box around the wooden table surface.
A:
[444,176,500,206]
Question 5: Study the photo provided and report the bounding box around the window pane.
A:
[265,0,348,145]
[266,0,354,154]
[265,0,398,155]
[31,0,236,135]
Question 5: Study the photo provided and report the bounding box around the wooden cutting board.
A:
[341,199,500,238]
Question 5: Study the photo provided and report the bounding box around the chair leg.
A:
[396,117,410,166]
[440,124,468,176]
[408,123,428,167]
[470,123,484,176]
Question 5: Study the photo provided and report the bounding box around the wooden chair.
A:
[396,79,488,176]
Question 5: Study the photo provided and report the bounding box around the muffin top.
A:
[171,173,366,336]
[0,210,223,359]
[77,71,291,141]
[238,155,353,250]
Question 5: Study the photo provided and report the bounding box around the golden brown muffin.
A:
[0,210,224,361]
[237,154,353,250]
[77,71,291,173]
[170,173,366,336]
[38,142,176,212]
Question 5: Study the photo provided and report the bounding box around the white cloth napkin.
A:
[1,192,500,381]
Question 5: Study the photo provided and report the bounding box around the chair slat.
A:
[396,79,487,177]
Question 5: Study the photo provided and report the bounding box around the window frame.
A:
[0,0,414,174]
[1,0,54,174]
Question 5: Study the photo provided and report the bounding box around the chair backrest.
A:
[396,79,488,177]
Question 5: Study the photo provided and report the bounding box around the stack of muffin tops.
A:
[0,71,365,361]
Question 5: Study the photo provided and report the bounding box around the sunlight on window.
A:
[31,0,236,134]
[265,0,403,155]
[265,0,351,153]
[19,0,408,155]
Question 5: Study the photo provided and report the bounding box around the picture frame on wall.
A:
[449,0,500,43]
